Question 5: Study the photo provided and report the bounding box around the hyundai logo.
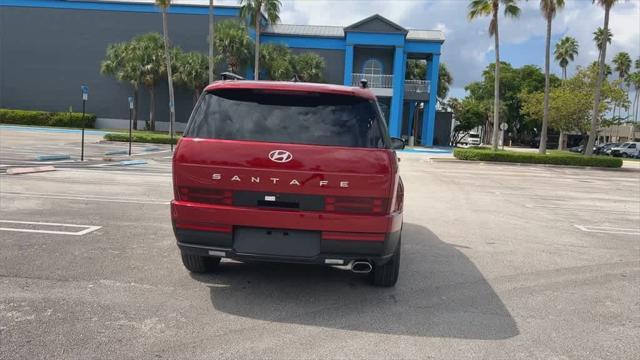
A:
[268,150,293,163]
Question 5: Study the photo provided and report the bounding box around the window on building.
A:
[362,59,383,87]
[363,59,383,76]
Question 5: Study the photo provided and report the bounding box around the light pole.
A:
[80,85,88,161]
[128,96,134,156]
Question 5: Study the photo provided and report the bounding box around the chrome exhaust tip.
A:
[351,261,372,274]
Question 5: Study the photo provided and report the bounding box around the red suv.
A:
[171,80,404,286]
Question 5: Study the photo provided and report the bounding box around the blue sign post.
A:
[80,85,88,161]
[128,96,134,156]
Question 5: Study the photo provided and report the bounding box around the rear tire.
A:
[622,153,629,158]
[370,239,400,287]
[181,252,220,273]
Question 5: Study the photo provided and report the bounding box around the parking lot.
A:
[1,128,639,359]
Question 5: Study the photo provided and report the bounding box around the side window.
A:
[629,144,636,149]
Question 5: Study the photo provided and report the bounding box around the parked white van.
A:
[610,142,639,158]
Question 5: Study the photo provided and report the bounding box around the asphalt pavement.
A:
[0,127,638,359]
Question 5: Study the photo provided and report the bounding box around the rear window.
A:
[183,89,389,148]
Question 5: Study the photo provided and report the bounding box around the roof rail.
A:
[220,72,245,81]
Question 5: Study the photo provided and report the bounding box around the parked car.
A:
[171,79,404,287]
[568,145,584,153]
[595,143,619,155]
[610,142,639,158]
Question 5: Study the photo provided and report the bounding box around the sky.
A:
[110,0,640,99]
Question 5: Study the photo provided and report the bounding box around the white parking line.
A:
[0,191,169,205]
[526,204,640,214]
[574,225,640,236]
[0,220,101,236]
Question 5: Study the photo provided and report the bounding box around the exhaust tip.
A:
[351,261,372,274]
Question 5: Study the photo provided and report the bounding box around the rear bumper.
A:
[171,201,402,265]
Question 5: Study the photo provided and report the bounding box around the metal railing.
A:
[352,73,393,88]
[404,79,429,94]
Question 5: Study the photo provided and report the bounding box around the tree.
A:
[156,0,176,141]
[101,41,142,130]
[209,0,215,83]
[405,60,453,106]
[538,0,565,154]
[260,43,294,80]
[214,20,253,73]
[468,0,521,151]
[438,63,453,105]
[612,52,632,80]
[554,36,579,80]
[240,0,281,80]
[585,0,618,156]
[173,50,210,105]
[520,64,628,148]
[135,33,165,131]
[593,27,612,52]
[630,57,640,121]
[450,98,487,146]
[465,62,560,145]
[292,52,325,82]
[612,52,632,120]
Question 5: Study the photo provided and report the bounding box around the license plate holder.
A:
[233,227,320,258]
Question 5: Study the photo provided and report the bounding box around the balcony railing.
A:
[351,73,430,100]
[352,73,393,88]
[404,79,430,100]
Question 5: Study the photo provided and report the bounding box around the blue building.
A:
[0,0,445,145]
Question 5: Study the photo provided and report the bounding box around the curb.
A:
[118,160,147,166]
[35,154,71,161]
[143,146,161,152]
[445,159,635,171]
[105,149,128,156]
[7,166,56,175]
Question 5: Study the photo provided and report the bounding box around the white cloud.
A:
[279,0,639,96]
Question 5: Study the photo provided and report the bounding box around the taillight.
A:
[324,196,388,215]
[394,179,404,212]
[177,187,232,205]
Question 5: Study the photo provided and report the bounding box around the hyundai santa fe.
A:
[171,80,405,287]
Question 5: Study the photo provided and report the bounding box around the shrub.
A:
[104,132,180,145]
[453,148,622,168]
[0,108,96,128]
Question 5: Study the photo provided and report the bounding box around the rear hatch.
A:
[173,86,397,215]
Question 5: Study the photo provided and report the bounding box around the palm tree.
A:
[260,43,294,80]
[292,52,325,82]
[554,37,579,80]
[214,20,253,73]
[240,0,281,80]
[585,0,618,156]
[538,0,565,154]
[593,27,612,53]
[155,0,176,145]
[101,41,142,130]
[468,0,521,151]
[209,0,215,83]
[134,33,165,130]
[438,63,454,106]
[632,57,640,122]
[612,52,631,120]
[553,36,578,150]
[173,50,210,105]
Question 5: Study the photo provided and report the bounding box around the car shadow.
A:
[190,223,519,339]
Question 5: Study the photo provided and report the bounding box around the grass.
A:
[454,147,623,168]
[104,130,181,145]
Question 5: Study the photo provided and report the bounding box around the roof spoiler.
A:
[220,72,245,81]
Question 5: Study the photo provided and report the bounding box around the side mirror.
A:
[390,137,405,150]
